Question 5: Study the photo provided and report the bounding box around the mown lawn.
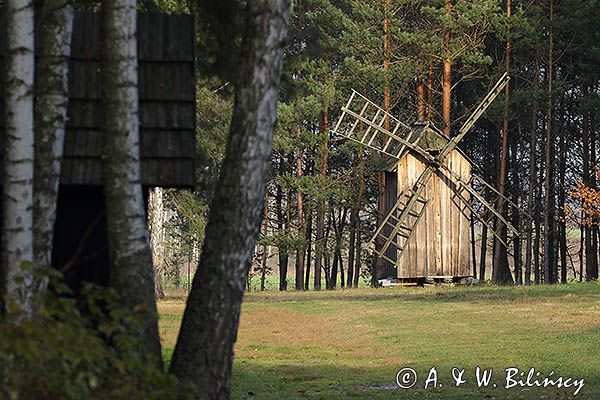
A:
[159,283,600,399]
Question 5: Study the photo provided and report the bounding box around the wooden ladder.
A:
[371,189,429,264]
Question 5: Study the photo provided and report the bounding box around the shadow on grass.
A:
[231,361,597,400]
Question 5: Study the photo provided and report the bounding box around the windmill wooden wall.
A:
[393,149,471,279]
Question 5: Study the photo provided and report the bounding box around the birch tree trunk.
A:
[33,0,74,281]
[101,0,162,362]
[148,187,165,299]
[1,0,35,314]
[169,1,290,396]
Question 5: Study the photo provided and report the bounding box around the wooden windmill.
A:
[333,74,522,281]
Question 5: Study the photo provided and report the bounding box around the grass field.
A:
[159,283,600,399]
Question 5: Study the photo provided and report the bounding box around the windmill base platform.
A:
[378,276,476,287]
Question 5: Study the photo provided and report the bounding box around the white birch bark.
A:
[102,0,162,363]
[148,187,165,298]
[33,0,74,273]
[1,0,35,314]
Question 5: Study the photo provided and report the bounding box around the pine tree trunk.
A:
[534,153,543,285]
[582,86,596,280]
[33,0,74,278]
[427,59,434,121]
[260,189,269,291]
[304,211,312,290]
[354,223,362,287]
[337,208,347,288]
[442,0,452,137]
[510,128,522,285]
[592,227,599,279]
[524,53,540,286]
[353,153,365,288]
[557,94,567,283]
[543,0,556,284]
[314,106,328,291]
[323,206,332,288]
[329,209,340,289]
[492,0,513,285]
[347,208,356,287]
[479,224,488,281]
[276,158,288,291]
[471,213,477,279]
[295,147,305,290]
[417,75,426,121]
[102,0,161,362]
[373,0,392,286]
[2,0,35,314]
[579,220,584,281]
[347,154,357,288]
[169,2,290,394]
[331,247,338,289]
[590,114,599,278]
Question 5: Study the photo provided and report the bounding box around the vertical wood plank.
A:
[460,156,472,276]
[397,156,408,276]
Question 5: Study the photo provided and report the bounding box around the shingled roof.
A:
[376,121,473,172]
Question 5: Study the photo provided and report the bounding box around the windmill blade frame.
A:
[333,89,435,163]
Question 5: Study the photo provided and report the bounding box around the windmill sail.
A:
[333,90,434,162]
[448,172,532,251]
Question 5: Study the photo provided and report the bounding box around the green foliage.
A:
[196,86,233,198]
[0,268,196,400]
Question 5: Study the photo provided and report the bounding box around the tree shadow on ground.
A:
[232,361,597,400]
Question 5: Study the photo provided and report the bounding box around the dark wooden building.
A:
[0,12,196,291]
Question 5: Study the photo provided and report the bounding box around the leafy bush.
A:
[0,268,196,400]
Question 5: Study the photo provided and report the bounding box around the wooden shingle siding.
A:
[0,11,196,188]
